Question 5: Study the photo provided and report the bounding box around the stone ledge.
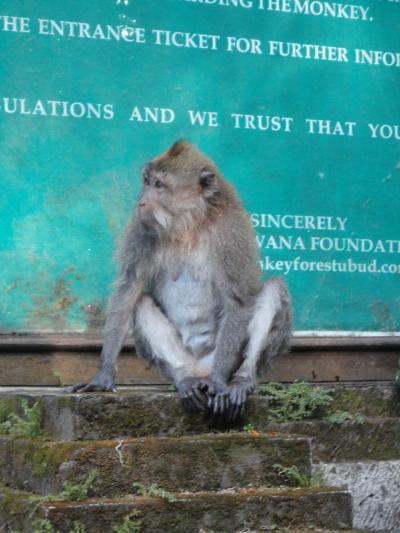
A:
[0,486,353,533]
[0,433,312,496]
[0,333,399,385]
[0,350,398,386]
[1,386,399,455]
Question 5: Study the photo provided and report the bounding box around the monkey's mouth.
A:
[138,213,155,226]
[138,205,172,231]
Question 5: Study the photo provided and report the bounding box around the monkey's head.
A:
[137,140,236,237]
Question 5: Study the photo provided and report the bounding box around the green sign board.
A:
[0,0,399,334]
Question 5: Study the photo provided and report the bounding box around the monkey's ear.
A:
[168,140,190,157]
[199,169,215,189]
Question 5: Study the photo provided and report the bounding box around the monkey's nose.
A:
[139,202,146,207]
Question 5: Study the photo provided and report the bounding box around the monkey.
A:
[69,140,292,421]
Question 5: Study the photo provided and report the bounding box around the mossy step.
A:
[0,384,398,441]
[328,383,400,418]
[267,417,400,462]
[0,433,311,496]
[0,486,353,533]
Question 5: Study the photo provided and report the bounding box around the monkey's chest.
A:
[154,270,219,357]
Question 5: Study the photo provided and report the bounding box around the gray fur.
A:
[68,141,292,421]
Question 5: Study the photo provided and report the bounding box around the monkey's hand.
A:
[199,378,230,420]
[176,377,206,413]
[227,378,255,421]
[66,372,116,394]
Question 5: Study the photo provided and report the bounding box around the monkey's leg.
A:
[134,296,207,412]
[228,277,292,420]
[67,281,142,393]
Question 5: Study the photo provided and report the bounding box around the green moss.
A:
[323,385,400,418]
[77,394,208,439]
[0,399,13,424]
[0,400,42,438]
[56,395,76,409]
[273,418,400,462]
[52,371,67,388]
[33,518,59,533]
[68,523,86,533]
[0,486,32,516]
[30,447,64,478]
[325,410,365,424]
[31,518,86,533]
[19,440,74,478]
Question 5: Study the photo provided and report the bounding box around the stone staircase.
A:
[0,383,398,532]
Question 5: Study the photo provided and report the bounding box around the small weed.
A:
[69,523,86,533]
[272,464,324,489]
[272,464,311,487]
[325,410,365,424]
[31,519,86,533]
[242,423,261,437]
[33,519,58,533]
[258,381,333,422]
[52,371,66,387]
[29,468,99,521]
[114,510,143,533]
[0,399,41,437]
[58,469,98,501]
[0,399,10,423]
[133,482,176,503]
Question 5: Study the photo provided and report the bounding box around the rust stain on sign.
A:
[27,266,82,331]
[370,301,397,332]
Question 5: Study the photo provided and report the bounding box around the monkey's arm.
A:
[68,219,152,393]
[206,213,262,414]
[206,300,250,414]
[93,282,145,391]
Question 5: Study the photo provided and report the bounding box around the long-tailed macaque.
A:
[69,141,292,420]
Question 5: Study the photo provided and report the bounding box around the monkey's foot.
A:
[227,380,255,421]
[66,379,117,394]
[176,377,206,412]
[198,379,230,421]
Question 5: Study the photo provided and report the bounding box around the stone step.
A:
[0,486,353,533]
[267,417,400,463]
[0,433,311,496]
[0,384,398,441]
[1,387,399,463]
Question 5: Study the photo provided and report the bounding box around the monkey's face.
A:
[137,141,222,237]
[137,167,169,227]
[138,165,206,234]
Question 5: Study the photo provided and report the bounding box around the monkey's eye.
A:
[154,179,165,189]
[143,177,150,186]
